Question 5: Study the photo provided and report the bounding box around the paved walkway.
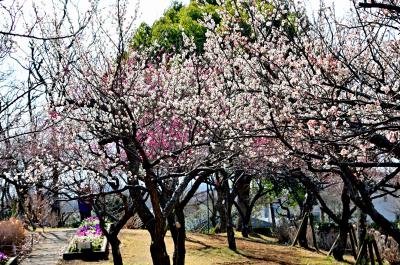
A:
[20,229,75,265]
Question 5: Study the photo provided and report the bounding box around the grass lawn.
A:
[60,229,354,265]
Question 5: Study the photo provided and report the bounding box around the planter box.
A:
[62,225,110,261]
[6,257,17,265]
[63,235,108,260]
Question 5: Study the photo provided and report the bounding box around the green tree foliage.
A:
[132,0,301,57]
[132,1,219,54]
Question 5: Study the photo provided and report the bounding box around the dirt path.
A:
[20,230,74,265]
[61,229,353,265]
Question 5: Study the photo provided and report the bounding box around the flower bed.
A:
[63,217,109,260]
[0,252,16,265]
[0,252,8,265]
[0,217,26,265]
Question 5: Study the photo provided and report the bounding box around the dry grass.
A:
[0,217,27,256]
[60,229,354,265]
[0,217,26,246]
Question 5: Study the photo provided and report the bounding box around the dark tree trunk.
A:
[149,231,170,265]
[208,186,217,228]
[210,208,217,228]
[298,193,314,249]
[298,214,309,248]
[237,216,243,232]
[340,165,400,244]
[215,185,227,233]
[50,168,62,227]
[358,211,367,251]
[223,180,236,251]
[332,186,351,261]
[124,138,170,265]
[227,225,236,251]
[109,236,123,265]
[233,200,248,238]
[168,207,186,265]
[270,203,276,229]
[241,214,250,238]
[357,211,368,264]
[236,174,251,234]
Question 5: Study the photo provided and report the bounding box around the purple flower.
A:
[76,218,103,238]
[0,251,9,264]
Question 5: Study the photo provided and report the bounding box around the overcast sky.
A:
[304,0,353,18]
[138,0,353,25]
[138,0,190,25]
[1,0,354,79]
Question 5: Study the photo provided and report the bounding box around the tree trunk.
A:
[241,214,250,238]
[215,185,227,233]
[209,186,217,228]
[149,232,170,265]
[227,224,236,251]
[270,203,276,229]
[298,193,314,249]
[357,211,368,265]
[332,186,351,261]
[358,211,367,251]
[210,208,217,228]
[298,214,309,248]
[168,208,186,265]
[109,236,123,265]
[236,174,251,234]
[340,165,400,244]
[223,180,236,251]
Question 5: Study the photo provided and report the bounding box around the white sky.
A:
[139,0,352,24]
[140,0,352,25]
[304,0,353,18]
[138,0,190,25]
[1,0,352,81]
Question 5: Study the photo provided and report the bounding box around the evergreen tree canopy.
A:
[132,1,220,54]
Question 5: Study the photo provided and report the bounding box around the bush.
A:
[253,227,272,237]
[382,237,400,265]
[315,222,337,233]
[371,229,400,265]
[124,214,143,229]
[274,219,292,244]
[0,217,26,255]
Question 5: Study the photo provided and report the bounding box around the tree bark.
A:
[169,208,186,265]
[235,174,251,235]
[358,211,367,251]
[215,184,227,233]
[298,214,309,248]
[149,229,170,265]
[298,193,314,249]
[332,186,351,261]
[357,211,368,265]
[270,203,276,229]
[109,236,123,265]
[340,165,400,244]
[241,215,250,238]
[168,173,209,265]
[223,179,236,251]
[122,138,170,265]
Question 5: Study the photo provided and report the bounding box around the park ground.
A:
[60,229,354,265]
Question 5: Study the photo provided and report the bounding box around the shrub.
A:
[274,219,292,244]
[315,222,337,232]
[371,229,400,265]
[124,214,143,229]
[0,217,26,246]
[253,227,272,237]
